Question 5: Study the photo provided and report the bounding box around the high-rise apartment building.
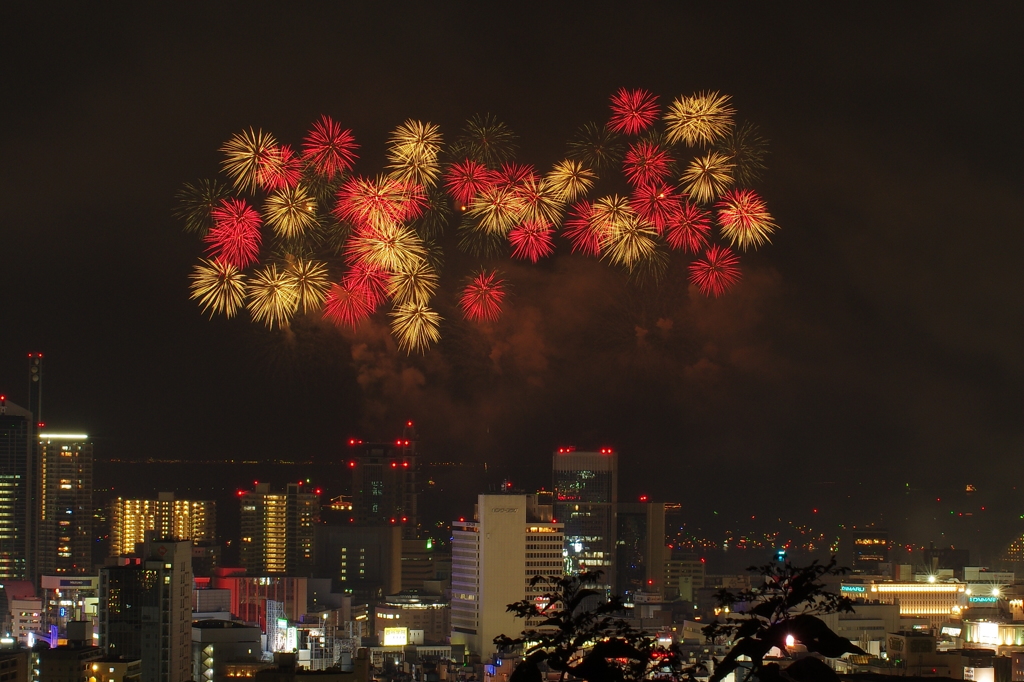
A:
[615,502,667,599]
[240,483,318,575]
[109,493,216,557]
[450,493,564,657]
[553,448,618,590]
[38,433,93,576]
[347,437,420,539]
[0,397,33,581]
[99,539,193,682]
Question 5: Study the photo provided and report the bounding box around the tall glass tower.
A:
[552,447,618,590]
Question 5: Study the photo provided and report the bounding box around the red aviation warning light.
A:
[599,447,614,454]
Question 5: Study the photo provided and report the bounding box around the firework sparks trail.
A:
[205,198,262,268]
[681,151,734,205]
[459,270,505,322]
[174,179,231,235]
[630,181,682,234]
[665,201,712,254]
[264,184,318,239]
[189,258,247,318]
[562,201,602,256]
[220,128,277,193]
[389,303,442,354]
[343,262,390,311]
[608,88,660,135]
[468,184,526,236]
[285,257,331,313]
[334,175,426,230]
[302,115,359,179]
[545,159,596,203]
[388,260,440,307]
[247,263,299,329]
[716,188,777,250]
[445,160,498,207]
[257,144,302,192]
[509,220,555,263]
[322,282,373,329]
[689,244,741,296]
[664,91,736,147]
[345,223,428,273]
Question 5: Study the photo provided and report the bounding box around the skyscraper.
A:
[0,396,32,581]
[109,493,216,557]
[450,493,564,657]
[99,539,193,682]
[614,502,667,599]
[552,448,618,590]
[37,432,94,576]
[240,483,318,575]
[347,437,420,539]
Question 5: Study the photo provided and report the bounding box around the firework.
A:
[264,184,318,239]
[257,144,302,192]
[716,188,777,250]
[445,160,497,206]
[591,195,634,237]
[388,260,440,306]
[509,220,555,263]
[664,91,735,147]
[562,201,602,256]
[680,151,734,204]
[174,179,232,235]
[452,113,518,167]
[459,270,505,322]
[221,128,277,193]
[665,201,711,253]
[322,282,373,329]
[715,121,768,186]
[544,159,595,203]
[467,184,525,236]
[334,175,426,230]
[345,223,428,273]
[567,122,624,171]
[387,120,443,187]
[516,177,565,225]
[284,257,330,313]
[205,198,262,268]
[302,115,359,179]
[630,181,682,234]
[688,244,741,296]
[608,88,659,135]
[246,263,299,329]
[343,262,390,310]
[600,212,661,272]
[389,303,442,354]
[623,141,674,188]
[497,162,539,188]
[189,258,247,318]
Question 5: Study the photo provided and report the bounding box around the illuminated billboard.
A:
[383,627,408,646]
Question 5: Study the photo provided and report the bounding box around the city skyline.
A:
[1,6,1021,560]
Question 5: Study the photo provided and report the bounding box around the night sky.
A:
[2,5,1022,559]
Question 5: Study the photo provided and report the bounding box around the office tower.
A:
[313,525,401,597]
[0,397,32,581]
[99,540,193,682]
[347,437,419,539]
[37,433,93,576]
[450,493,564,657]
[615,502,667,599]
[240,484,318,575]
[211,568,308,629]
[109,494,216,557]
[552,447,617,590]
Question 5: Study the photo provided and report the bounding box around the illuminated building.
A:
[0,397,33,581]
[663,552,706,602]
[190,620,263,682]
[211,568,307,630]
[615,502,667,599]
[347,435,419,539]
[373,592,450,645]
[99,540,193,682]
[862,581,966,628]
[37,433,93,576]
[450,493,564,657]
[239,484,318,575]
[552,448,617,591]
[9,596,43,646]
[847,527,888,571]
[401,538,434,591]
[109,493,216,557]
[40,575,100,636]
[313,525,401,598]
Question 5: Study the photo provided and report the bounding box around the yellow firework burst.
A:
[189,258,247,318]
[220,128,277,193]
[347,223,428,273]
[387,260,439,307]
[590,195,635,240]
[716,189,778,251]
[680,151,734,204]
[264,184,318,239]
[389,303,442,354]
[468,184,526,236]
[517,177,565,225]
[545,159,596,203]
[387,120,442,187]
[664,92,735,147]
[601,213,660,271]
[284,257,331,313]
[246,263,299,329]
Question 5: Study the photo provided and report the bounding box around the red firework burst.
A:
[562,202,602,256]
[445,159,497,206]
[688,244,741,297]
[322,282,373,329]
[342,261,389,310]
[205,198,262,268]
[509,220,555,263]
[665,202,712,253]
[608,88,659,135]
[334,176,426,229]
[497,162,539,188]
[623,141,673,188]
[715,188,776,250]
[630,182,682,234]
[257,144,302,192]
[460,270,505,322]
[302,115,358,179]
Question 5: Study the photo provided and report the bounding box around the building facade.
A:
[450,494,564,657]
[615,502,667,599]
[347,439,420,540]
[552,448,617,590]
[109,493,216,558]
[37,434,93,576]
[0,399,33,582]
[240,484,318,575]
